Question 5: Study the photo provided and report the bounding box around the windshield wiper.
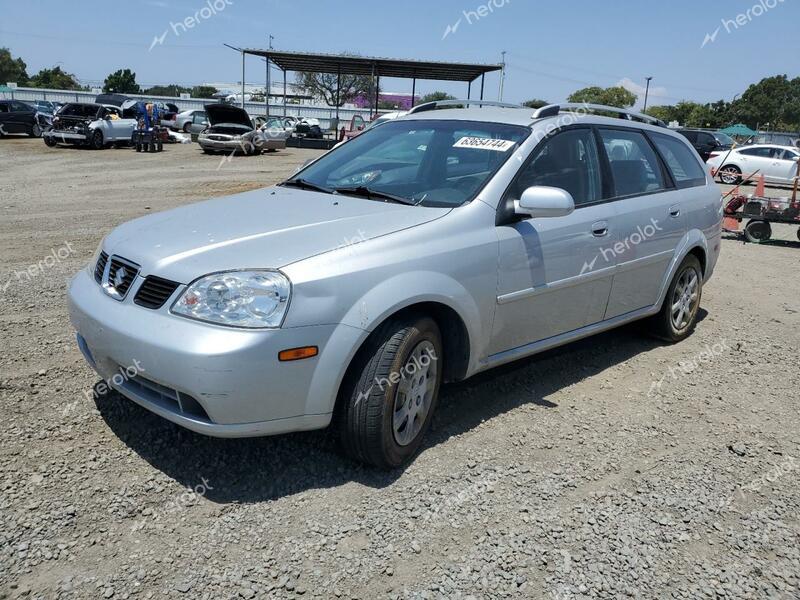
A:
[334,186,416,205]
[280,178,334,194]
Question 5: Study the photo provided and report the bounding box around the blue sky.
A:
[1,0,798,107]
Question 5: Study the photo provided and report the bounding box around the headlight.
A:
[171,270,291,329]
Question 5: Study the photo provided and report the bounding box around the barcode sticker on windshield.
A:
[453,137,516,152]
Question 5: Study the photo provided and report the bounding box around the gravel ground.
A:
[1,138,799,600]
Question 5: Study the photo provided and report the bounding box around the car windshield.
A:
[290,119,530,208]
[714,132,735,146]
[59,104,100,118]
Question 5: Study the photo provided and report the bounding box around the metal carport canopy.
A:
[240,49,503,82]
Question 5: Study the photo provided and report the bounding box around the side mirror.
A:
[515,186,575,218]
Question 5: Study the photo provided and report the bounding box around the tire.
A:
[648,255,703,343]
[90,129,104,150]
[183,122,192,133]
[338,316,443,469]
[796,228,800,242]
[744,220,772,243]
[719,165,742,185]
[29,123,42,138]
[43,134,57,147]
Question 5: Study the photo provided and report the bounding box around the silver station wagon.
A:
[69,100,722,468]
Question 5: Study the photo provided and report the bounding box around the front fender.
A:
[339,271,484,373]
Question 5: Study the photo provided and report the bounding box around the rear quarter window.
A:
[649,132,708,189]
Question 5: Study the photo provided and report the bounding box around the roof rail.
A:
[408,99,523,114]
[531,103,667,127]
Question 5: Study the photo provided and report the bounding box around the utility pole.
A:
[499,51,506,101]
[643,76,653,112]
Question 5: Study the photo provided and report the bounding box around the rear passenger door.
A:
[598,127,687,319]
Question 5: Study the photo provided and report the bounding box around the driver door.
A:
[490,127,618,355]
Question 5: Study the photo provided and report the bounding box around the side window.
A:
[650,133,707,189]
[740,147,771,158]
[11,101,31,112]
[680,131,697,143]
[0,104,8,113]
[598,128,666,197]
[781,149,799,161]
[512,128,602,206]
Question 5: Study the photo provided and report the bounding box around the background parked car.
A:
[197,104,288,155]
[31,100,57,116]
[707,144,800,185]
[43,102,138,149]
[0,100,45,137]
[676,128,734,162]
[173,109,207,132]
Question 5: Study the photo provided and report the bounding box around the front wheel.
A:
[648,255,703,343]
[90,129,104,150]
[29,123,42,138]
[43,134,57,147]
[338,316,443,469]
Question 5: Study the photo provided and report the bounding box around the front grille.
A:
[94,251,109,283]
[134,276,181,309]
[107,257,138,298]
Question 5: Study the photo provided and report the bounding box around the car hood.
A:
[103,187,451,283]
[204,103,252,128]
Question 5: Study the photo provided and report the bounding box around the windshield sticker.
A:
[453,137,516,152]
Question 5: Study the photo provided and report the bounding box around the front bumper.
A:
[68,269,361,437]
[44,130,88,143]
[198,135,287,152]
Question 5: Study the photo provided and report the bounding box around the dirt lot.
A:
[1,137,799,600]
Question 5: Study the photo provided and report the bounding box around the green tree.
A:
[0,47,28,85]
[567,85,636,108]
[190,85,218,99]
[28,66,82,90]
[522,98,549,109]
[103,69,140,94]
[144,84,190,97]
[734,75,800,131]
[419,91,456,104]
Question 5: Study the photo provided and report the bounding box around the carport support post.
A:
[411,76,416,108]
[241,50,245,109]
[480,74,485,100]
[335,66,341,124]
[265,53,270,116]
[283,68,287,117]
[467,81,471,100]
[375,74,380,115]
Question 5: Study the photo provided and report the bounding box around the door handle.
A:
[591,221,609,237]
[669,205,681,218]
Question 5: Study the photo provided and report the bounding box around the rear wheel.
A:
[183,122,192,133]
[648,255,702,343]
[29,123,42,138]
[338,316,442,469]
[744,220,772,243]
[719,165,742,185]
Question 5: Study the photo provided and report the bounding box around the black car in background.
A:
[0,100,45,137]
[677,128,735,162]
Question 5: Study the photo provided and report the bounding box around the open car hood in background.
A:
[204,103,253,129]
